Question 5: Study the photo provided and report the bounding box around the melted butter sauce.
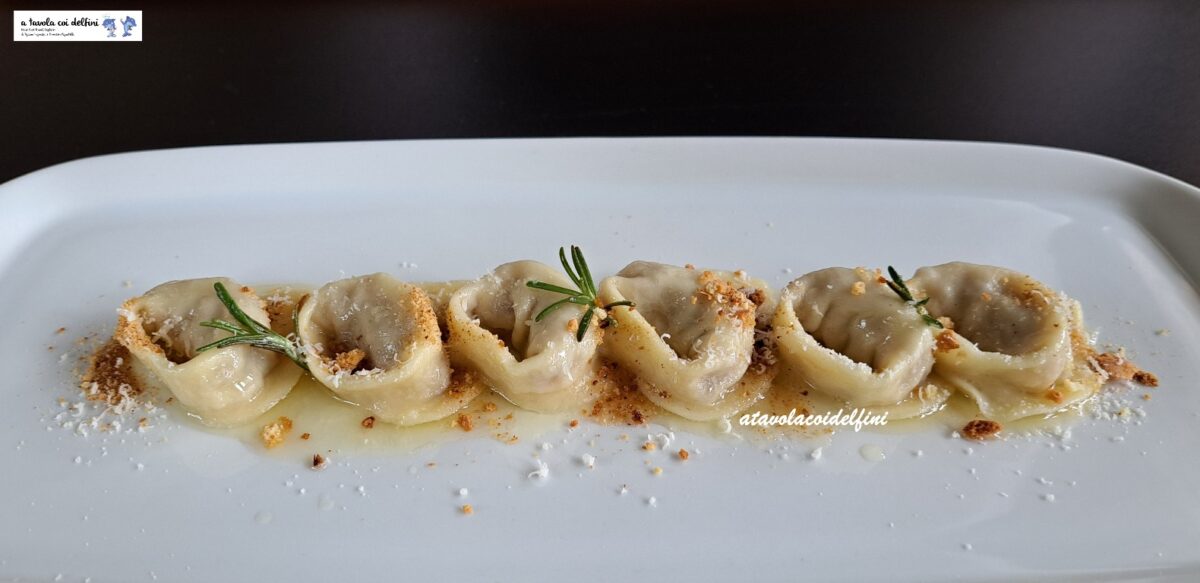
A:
[164,371,1091,459]
[187,378,565,457]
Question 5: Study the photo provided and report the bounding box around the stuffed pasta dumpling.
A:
[772,267,941,413]
[598,262,774,420]
[446,261,602,412]
[909,262,1098,420]
[296,273,478,426]
[115,278,302,427]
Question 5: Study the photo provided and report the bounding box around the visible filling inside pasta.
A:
[790,269,926,375]
[921,274,1056,356]
[470,295,529,361]
[132,284,262,364]
[458,268,579,364]
[628,294,705,359]
[795,303,893,373]
[302,284,432,376]
[611,268,757,360]
[141,316,195,364]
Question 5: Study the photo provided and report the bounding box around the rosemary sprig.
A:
[884,266,943,329]
[526,245,634,341]
[195,282,310,371]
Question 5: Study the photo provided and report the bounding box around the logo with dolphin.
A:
[101,14,137,38]
[120,15,136,37]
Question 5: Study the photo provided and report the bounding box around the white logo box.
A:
[13,10,142,41]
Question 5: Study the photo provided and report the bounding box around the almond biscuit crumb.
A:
[935,330,960,352]
[80,339,142,406]
[694,270,756,326]
[261,417,293,448]
[331,348,366,373]
[961,419,1003,441]
[1094,352,1158,386]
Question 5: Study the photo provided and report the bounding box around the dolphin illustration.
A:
[121,16,137,37]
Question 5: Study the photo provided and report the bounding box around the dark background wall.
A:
[2,0,1198,185]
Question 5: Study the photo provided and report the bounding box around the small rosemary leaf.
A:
[525,280,582,297]
[199,320,246,334]
[535,297,574,322]
[885,280,908,301]
[558,247,584,290]
[213,282,271,335]
[241,337,292,352]
[923,315,945,329]
[193,340,221,354]
[195,335,255,353]
[571,246,596,298]
[576,305,595,342]
[199,284,311,371]
[913,298,930,307]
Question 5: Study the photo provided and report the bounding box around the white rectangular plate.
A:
[1,138,1198,582]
